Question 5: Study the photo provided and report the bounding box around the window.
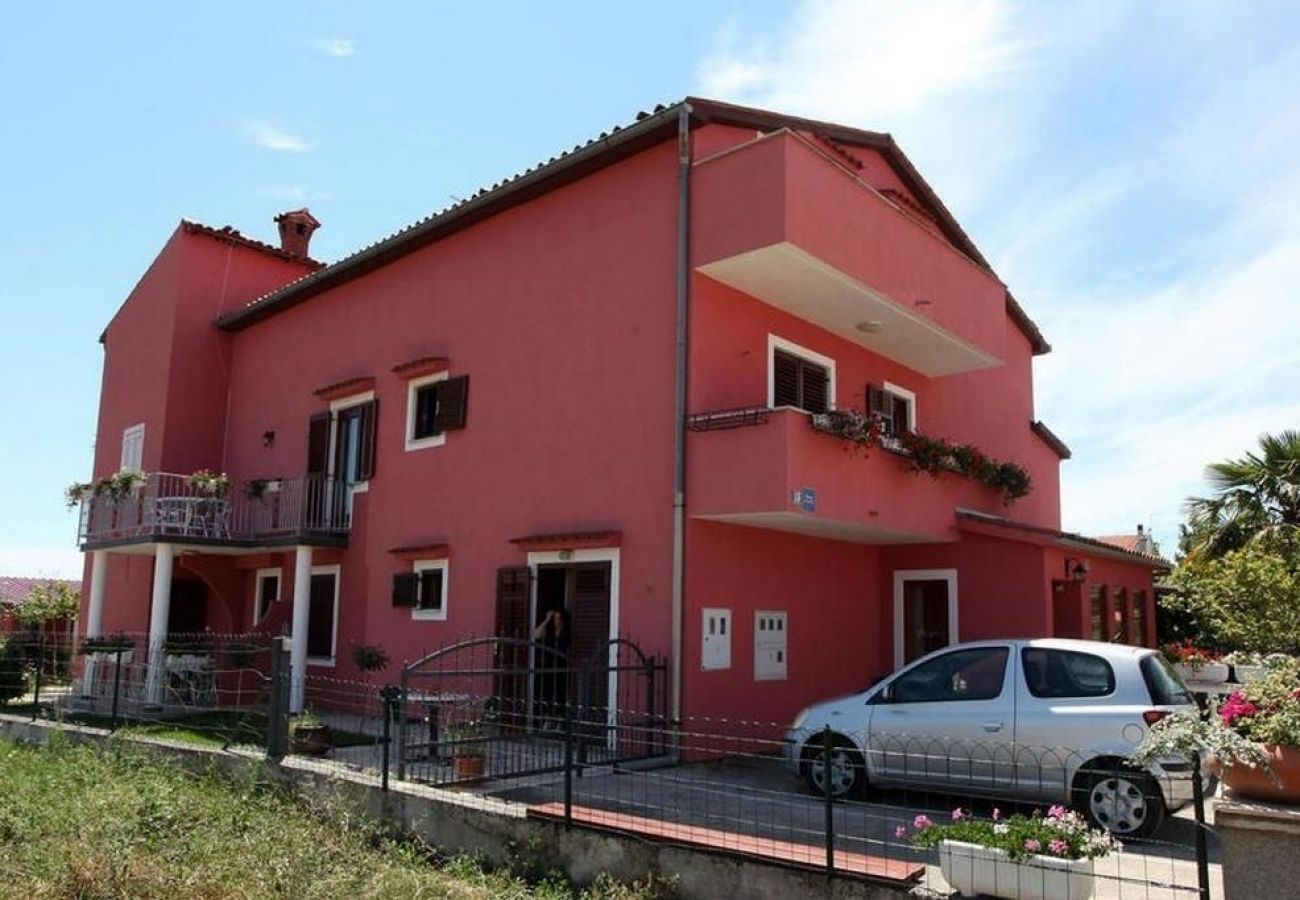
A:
[768,335,835,413]
[1112,587,1128,643]
[120,423,145,472]
[412,559,448,620]
[868,383,916,437]
[1133,590,1147,646]
[1021,648,1115,698]
[1141,654,1193,705]
[309,393,378,488]
[888,646,1008,703]
[1089,585,1105,640]
[253,568,280,623]
[306,567,340,664]
[404,373,470,451]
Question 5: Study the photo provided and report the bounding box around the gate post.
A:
[396,667,408,781]
[266,637,290,760]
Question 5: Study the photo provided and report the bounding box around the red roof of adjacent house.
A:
[956,509,1171,569]
[0,577,80,608]
[181,220,326,269]
[1096,535,1151,555]
[213,97,1050,355]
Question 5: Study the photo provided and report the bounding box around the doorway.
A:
[533,562,611,722]
[893,569,958,668]
[167,579,208,636]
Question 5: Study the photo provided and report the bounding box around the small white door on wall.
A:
[754,610,787,681]
[702,607,731,670]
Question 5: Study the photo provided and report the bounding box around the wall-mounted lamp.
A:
[262,430,276,448]
[1064,557,1089,581]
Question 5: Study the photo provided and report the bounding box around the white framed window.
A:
[767,334,836,413]
[870,381,917,437]
[252,568,280,623]
[701,607,732,670]
[306,564,341,666]
[120,423,145,472]
[405,372,449,451]
[328,391,375,492]
[411,558,449,621]
[754,610,788,681]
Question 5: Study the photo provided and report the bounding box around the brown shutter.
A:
[307,413,330,475]
[867,383,887,416]
[772,351,799,407]
[391,572,418,607]
[433,375,469,432]
[494,566,531,641]
[569,564,611,670]
[356,399,377,481]
[801,361,828,414]
[494,565,532,720]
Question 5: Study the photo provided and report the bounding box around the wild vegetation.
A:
[0,737,672,899]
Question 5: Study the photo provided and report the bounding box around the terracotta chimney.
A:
[274,208,320,258]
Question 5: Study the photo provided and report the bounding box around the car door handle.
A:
[981,721,1004,732]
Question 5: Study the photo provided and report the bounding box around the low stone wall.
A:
[1215,793,1300,900]
[0,714,906,900]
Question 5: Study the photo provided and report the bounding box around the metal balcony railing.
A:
[77,473,351,547]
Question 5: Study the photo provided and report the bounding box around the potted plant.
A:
[905,806,1117,900]
[245,478,283,500]
[1224,651,1267,684]
[289,710,333,755]
[65,481,94,509]
[352,643,389,678]
[446,720,488,780]
[1162,640,1228,684]
[79,633,136,662]
[104,470,147,501]
[186,469,229,498]
[1213,659,1300,803]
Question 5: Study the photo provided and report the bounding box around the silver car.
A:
[784,638,1207,838]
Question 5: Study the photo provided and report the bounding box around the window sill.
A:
[404,434,447,452]
[350,481,370,494]
[412,609,448,622]
[306,657,336,668]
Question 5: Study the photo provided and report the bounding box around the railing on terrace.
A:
[77,473,351,546]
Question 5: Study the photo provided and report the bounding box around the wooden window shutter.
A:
[801,361,828,414]
[432,375,469,432]
[391,572,418,607]
[307,413,330,475]
[356,399,378,480]
[494,566,531,641]
[866,384,887,416]
[772,351,800,407]
[569,564,611,670]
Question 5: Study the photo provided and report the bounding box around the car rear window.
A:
[1141,653,1193,705]
[1021,648,1115,698]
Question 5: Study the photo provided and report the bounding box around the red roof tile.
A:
[0,577,80,608]
[182,220,325,269]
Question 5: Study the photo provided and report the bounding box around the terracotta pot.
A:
[1222,745,1300,805]
[453,754,486,780]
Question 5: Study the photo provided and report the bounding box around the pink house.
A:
[75,98,1166,723]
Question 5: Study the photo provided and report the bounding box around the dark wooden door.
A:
[902,578,949,664]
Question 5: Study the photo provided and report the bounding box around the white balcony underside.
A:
[697,241,1001,377]
[693,511,942,545]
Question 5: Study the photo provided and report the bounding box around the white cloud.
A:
[249,123,313,153]
[0,545,84,580]
[316,37,355,58]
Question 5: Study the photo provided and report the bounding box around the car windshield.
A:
[1141,653,1193,705]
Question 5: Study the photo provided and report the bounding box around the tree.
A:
[14,581,80,628]
[1183,430,1300,562]
[0,638,27,705]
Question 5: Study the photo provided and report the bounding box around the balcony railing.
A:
[77,473,352,547]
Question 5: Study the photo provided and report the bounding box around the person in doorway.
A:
[534,607,570,730]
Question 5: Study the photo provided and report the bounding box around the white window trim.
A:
[892,568,959,670]
[882,381,917,431]
[327,391,374,493]
[767,334,837,411]
[411,558,449,621]
[404,372,449,452]
[120,423,145,472]
[252,567,281,624]
[306,564,341,667]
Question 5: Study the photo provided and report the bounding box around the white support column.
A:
[289,545,312,713]
[81,550,108,695]
[145,543,175,706]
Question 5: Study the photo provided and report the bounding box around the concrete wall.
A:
[1216,797,1300,900]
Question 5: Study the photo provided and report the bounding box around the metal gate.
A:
[396,635,668,784]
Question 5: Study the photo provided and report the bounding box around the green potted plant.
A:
[289,710,333,755]
[1212,659,1300,803]
[1224,650,1266,683]
[186,469,229,498]
[64,481,94,509]
[79,633,136,658]
[905,806,1117,900]
[105,470,146,501]
[352,643,389,678]
[446,720,488,780]
[1162,640,1228,684]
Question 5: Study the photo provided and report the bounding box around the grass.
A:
[0,736,674,899]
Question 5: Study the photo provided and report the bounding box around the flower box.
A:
[938,840,1096,900]
[1176,662,1229,684]
[1233,664,1266,684]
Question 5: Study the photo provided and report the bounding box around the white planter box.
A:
[1176,662,1229,684]
[1233,664,1265,683]
[938,840,1096,900]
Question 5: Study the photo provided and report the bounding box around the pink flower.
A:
[992,808,1002,821]
[1024,839,1042,853]
[1220,692,1260,727]
[1048,805,1067,820]
[1049,839,1069,856]
[895,825,908,839]
[914,815,933,830]
[951,808,966,821]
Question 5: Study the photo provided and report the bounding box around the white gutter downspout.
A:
[670,102,692,735]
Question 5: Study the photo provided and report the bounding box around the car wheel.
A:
[1077,765,1166,839]
[802,736,866,799]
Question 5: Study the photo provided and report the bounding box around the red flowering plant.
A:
[904,806,1117,862]
[1161,640,1220,671]
[1218,658,1300,747]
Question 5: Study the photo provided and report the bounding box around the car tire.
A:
[801,736,867,799]
[1075,763,1166,840]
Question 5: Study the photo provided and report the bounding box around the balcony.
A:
[77,473,351,550]
[687,408,1005,543]
[692,130,1005,377]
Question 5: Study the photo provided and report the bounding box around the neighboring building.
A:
[0,577,81,635]
[73,98,1167,723]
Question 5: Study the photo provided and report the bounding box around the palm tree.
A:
[1183,430,1300,560]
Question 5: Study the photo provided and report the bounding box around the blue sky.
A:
[3,1,1298,577]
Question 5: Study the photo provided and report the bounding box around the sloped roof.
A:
[214,97,1049,355]
[0,577,80,609]
[182,220,325,268]
[956,509,1171,570]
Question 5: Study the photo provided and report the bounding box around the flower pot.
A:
[290,724,333,755]
[938,840,1096,900]
[1175,662,1229,684]
[1222,745,1300,805]
[1232,664,1266,684]
[453,754,486,780]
